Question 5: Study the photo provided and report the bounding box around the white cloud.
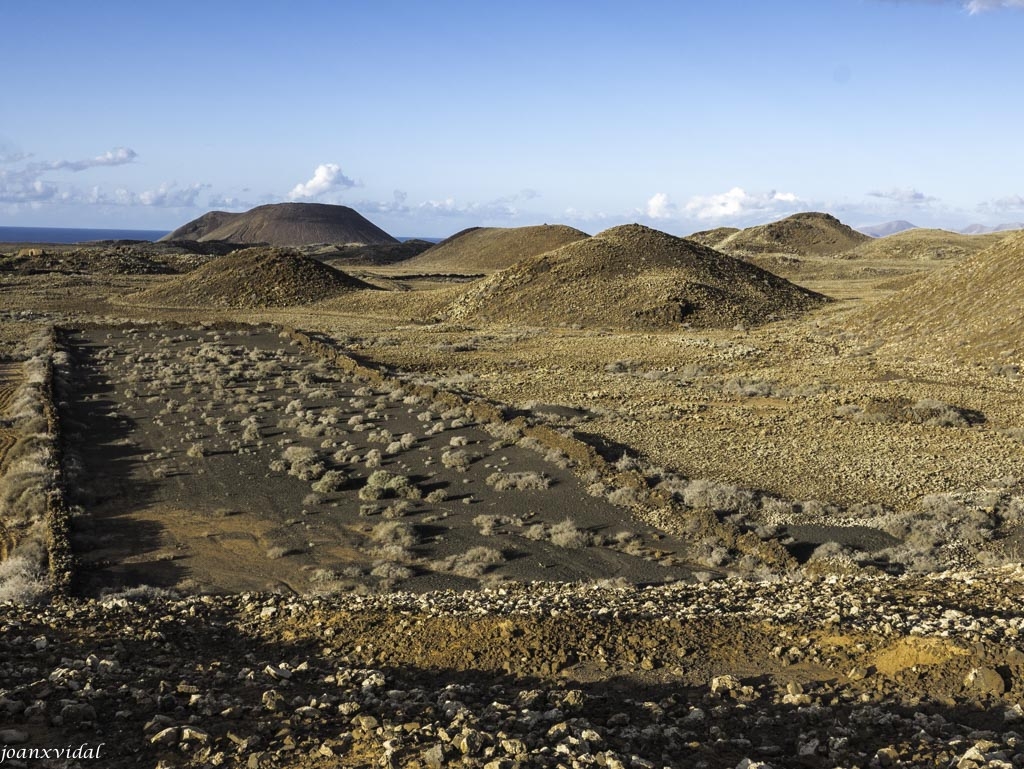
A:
[207,194,250,210]
[137,182,209,207]
[963,0,1024,12]
[0,147,30,164]
[561,207,614,227]
[288,163,355,200]
[418,197,519,219]
[684,187,802,221]
[349,189,539,223]
[868,187,937,205]
[645,192,676,220]
[355,190,412,215]
[979,194,1024,212]
[881,0,1024,12]
[0,169,58,203]
[492,188,540,204]
[96,182,209,208]
[0,146,139,204]
[48,147,137,173]
[414,190,541,220]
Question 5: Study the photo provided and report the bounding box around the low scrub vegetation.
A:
[485,471,551,491]
[0,332,59,603]
[836,397,984,428]
[0,551,48,604]
[430,546,505,578]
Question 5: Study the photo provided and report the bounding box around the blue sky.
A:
[2,0,1023,236]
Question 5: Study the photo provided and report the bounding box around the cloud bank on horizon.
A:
[2,0,1023,235]
[4,140,1023,235]
[0,147,138,204]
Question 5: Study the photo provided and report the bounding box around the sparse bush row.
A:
[282,327,796,575]
[1,328,73,602]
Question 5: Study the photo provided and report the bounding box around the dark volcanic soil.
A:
[58,326,692,596]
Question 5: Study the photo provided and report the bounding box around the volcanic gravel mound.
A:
[135,247,375,309]
[405,224,589,273]
[161,203,397,247]
[716,212,869,257]
[856,230,1024,360]
[447,223,829,329]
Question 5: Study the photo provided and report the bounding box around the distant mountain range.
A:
[858,220,1024,238]
[856,221,919,238]
[958,222,1024,235]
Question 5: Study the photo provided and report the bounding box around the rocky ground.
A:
[4,570,1024,768]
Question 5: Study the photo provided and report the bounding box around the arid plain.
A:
[2,205,1024,768]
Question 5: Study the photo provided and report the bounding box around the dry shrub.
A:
[607,487,640,508]
[543,448,572,469]
[370,561,413,581]
[842,398,981,428]
[548,518,592,549]
[522,523,548,541]
[441,449,474,471]
[483,422,523,445]
[360,470,420,501]
[370,521,419,548]
[473,514,502,535]
[311,470,347,494]
[907,398,967,427]
[485,471,551,492]
[0,551,48,604]
[691,535,732,568]
[683,478,753,514]
[424,488,447,504]
[431,546,505,578]
[0,441,54,526]
[614,454,641,472]
[280,445,325,480]
[382,501,411,519]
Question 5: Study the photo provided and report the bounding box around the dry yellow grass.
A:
[843,227,1007,262]
[855,230,1024,362]
[401,224,588,273]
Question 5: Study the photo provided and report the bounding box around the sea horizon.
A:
[0,225,171,244]
[0,226,444,245]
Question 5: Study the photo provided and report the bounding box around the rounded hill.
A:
[134,247,375,309]
[716,212,869,257]
[159,203,397,247]
[403,224,589,273]
[159,211,241,242]
[447,223,829,329]
[855,230,1024,360]
[685,226,740,250]
[842,228,1008,262]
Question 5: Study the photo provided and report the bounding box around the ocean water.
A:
[0,226,170,244]
[1,227,442,245]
